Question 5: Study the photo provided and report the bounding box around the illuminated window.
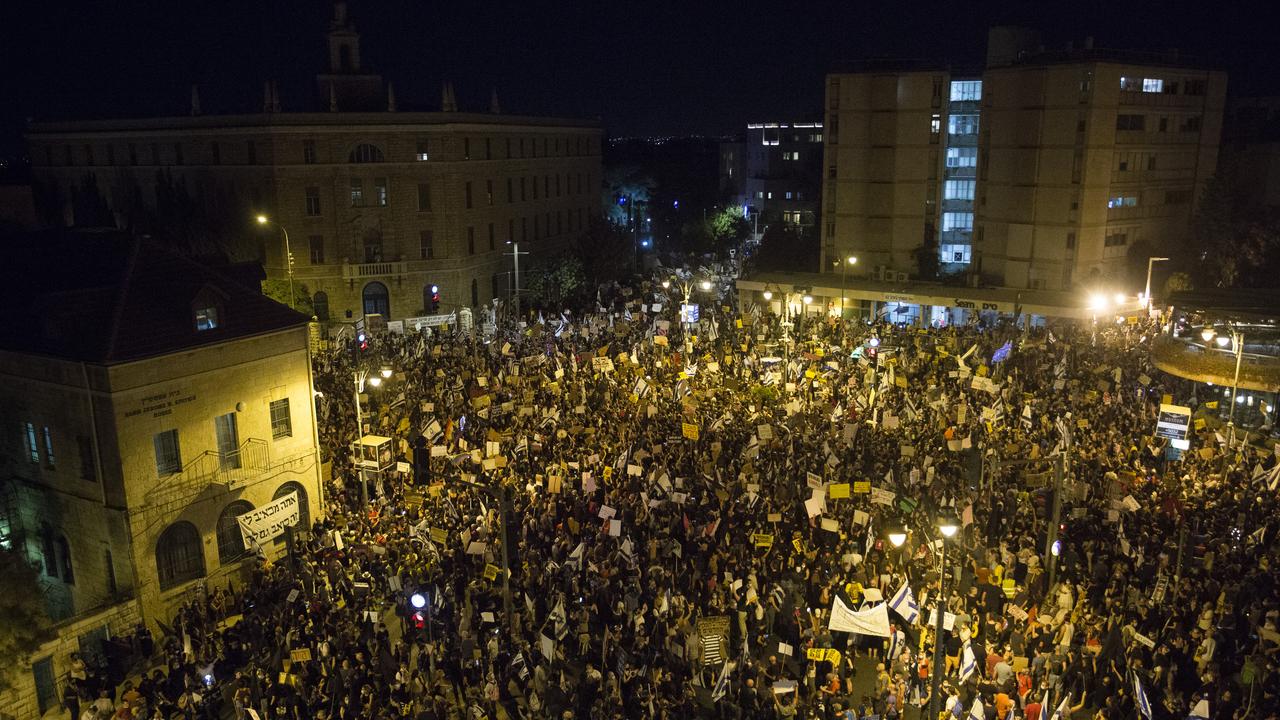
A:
[349,178,363,206]
[24,422,38,463]
[374,177,388,207]
[948,115,978,135]
[939,244,972,263]
[941,212,973,231]
[1107,196,1138,209]
[949,81,982,102]
[944,180,975,200]
[946,147,977,167]
[194,304,218,331]
[269,399,292,439]
[1143,78,1163,93]
[416,141,430,161]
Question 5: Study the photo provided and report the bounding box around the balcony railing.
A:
[343,261,408,280]
[1150,335,1280,392]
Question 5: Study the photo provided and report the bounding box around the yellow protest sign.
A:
[792,538,804,554]
[603,466,613,480]
[895,376,907,388]
[483,564,501,581]
[853,481,871,494]
[429,528,448,544]
[682,423,700,440]
[1205,401,1218,409]
[752,533,774,548]
[829,483,851,499]
[1194,418,1206,430]
[806,648,843,664]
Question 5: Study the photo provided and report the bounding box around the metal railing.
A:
[342,261,407,279]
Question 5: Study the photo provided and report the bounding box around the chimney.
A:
[387,82,397,112]
[489,88,501,114]
[270,80,281,113]
[442,81,458,112]
[263,81,273,113]
[190,85,202,116]
[1084,36,1094,50]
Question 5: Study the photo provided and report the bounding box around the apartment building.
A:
[721,121,824,234]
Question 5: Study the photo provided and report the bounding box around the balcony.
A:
[1150,335,1280,392]
[144,439,317,518]
[343,261,408,280]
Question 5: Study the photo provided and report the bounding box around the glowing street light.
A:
[255,214,295,310]
[888,529,907,547]
[700,280,713,291]
[410,592,426,609]
[762,290,773,301]
[1087,293,1109,313]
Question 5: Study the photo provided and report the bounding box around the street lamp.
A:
[928,513,959,720]
[762,290,773,301]
[888,529,907,548]
[1144,257,1170,313]
[700,280,713,291]
[256,214,295,310]
[1201,326,1246,446]
[506,240,527,319]
[838,255,858,319]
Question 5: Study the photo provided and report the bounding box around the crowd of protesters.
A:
[77,276,1280,720]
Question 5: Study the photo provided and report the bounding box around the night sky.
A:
[1,0,1277,162]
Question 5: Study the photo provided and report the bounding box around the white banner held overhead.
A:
[828,596,891,637]
[237,491,300,546]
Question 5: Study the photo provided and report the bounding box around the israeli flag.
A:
[1188,699,1210,720]
[959,641,977,684]
[889,582,920,625]
[1049,694,1070,720]
[1133,672,1152,720]
[966,697,984,720]
[1039,691,1050,720]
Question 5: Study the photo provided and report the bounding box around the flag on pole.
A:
[966,697,985,720]
[710,661,736,702]
[889,582,920,624]
[1049,694,1070,720]
[959,641,977,684]
[1039,691,1050,720]
[1188,699,1210,720]
[1132,672,1152,720]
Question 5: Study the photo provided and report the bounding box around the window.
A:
[56,535,73,584]
[153,429,181,475]
[485,138,492,160]
[939,244,972,264]
[350,178,364,206]
[246,140,257,165]
[24,422,38,463]
[486,179,494,205]
[505,138,512,158]
[210,142,221,165]
[941,212,973,231]
[507,219,514,241]
[374,177,388,207]
[313,291,329,321]
[465,181,473,209]
[785,191,793,200]
[464,138,471,160]
[506,178,514,203]
[194,303,219,331]
[128,143,137,165]
[1104,231,1128,247]
[948,115,978,135]
[467,227,476,255]
[1107,196,1138,209]
[303,140,317,164]
[949,80,982,102]
[156,521,205,590]
[782,151,800,161]
[308,235,324,264]
[215,412,240,469]
[520,177,527,201]
[488,223,495,251]
[1147,155,1157,171]
[416,140,430,161]
[1159,117,1169,133]
[1116,114,1145,131]
[944,180,975,200]
[173,143,184,165]
[827,165,837,179]
[420,230,435,259]
[40,525,57,577]
[417,183,432,212]
[216,501,254,565]
[1181,116,1202,132]
[78,436,96,482]
[532,176,539,200]
[305,187,321,216]
[348,144,384,163]
[269,398,292,439]
[1066,232,1076,249]
[1165,189,1192,205]
[945,147,977,168]
[931,114,941,137]
[42,427,54,468]
[1142,78,1164,93]
[1185,79,1206,96]
[363,281,390,316]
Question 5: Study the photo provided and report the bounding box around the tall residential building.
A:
[25,3,602,323]
[0,230,323,718]
[721,122,824,234]
[821,30,1226,294]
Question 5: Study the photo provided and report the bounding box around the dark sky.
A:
[1,0,1276,161]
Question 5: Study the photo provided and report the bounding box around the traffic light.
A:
[430,284,440,313]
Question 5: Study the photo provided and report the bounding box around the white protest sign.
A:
[237,491,300,546]
[870,487,896,506]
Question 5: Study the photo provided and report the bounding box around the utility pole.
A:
[506,241,527,320]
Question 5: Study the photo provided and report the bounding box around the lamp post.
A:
[352,367,390,507]
[1202,326,1246,447]
[838,255,858,319]
[928,515,959,720]
[1144,257,1170,313]
[256,214,295,310]
[506,240,527,320]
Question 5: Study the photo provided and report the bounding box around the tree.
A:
[523,254,587,309]
[1188,172,1280,288]
[603,166,656,227]
[747,224,819,273]
[261,280,314,317]
[0,546,53,694]
[1163,272,1194,297]
[573,220,634,286]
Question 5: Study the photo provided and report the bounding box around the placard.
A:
[853,481,871,494]
[829,483,851,499]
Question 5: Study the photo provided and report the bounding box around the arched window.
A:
[216,500,254,565]
[272,482,311,543]
[348,144,384,163]
[362,281,389,316]
[313,291,330,322]
[156,521,205,590]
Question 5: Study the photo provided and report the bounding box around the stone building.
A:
[0,230,323,718]
[24,2,602,323]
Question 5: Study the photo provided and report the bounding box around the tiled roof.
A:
[0,229,307,364]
